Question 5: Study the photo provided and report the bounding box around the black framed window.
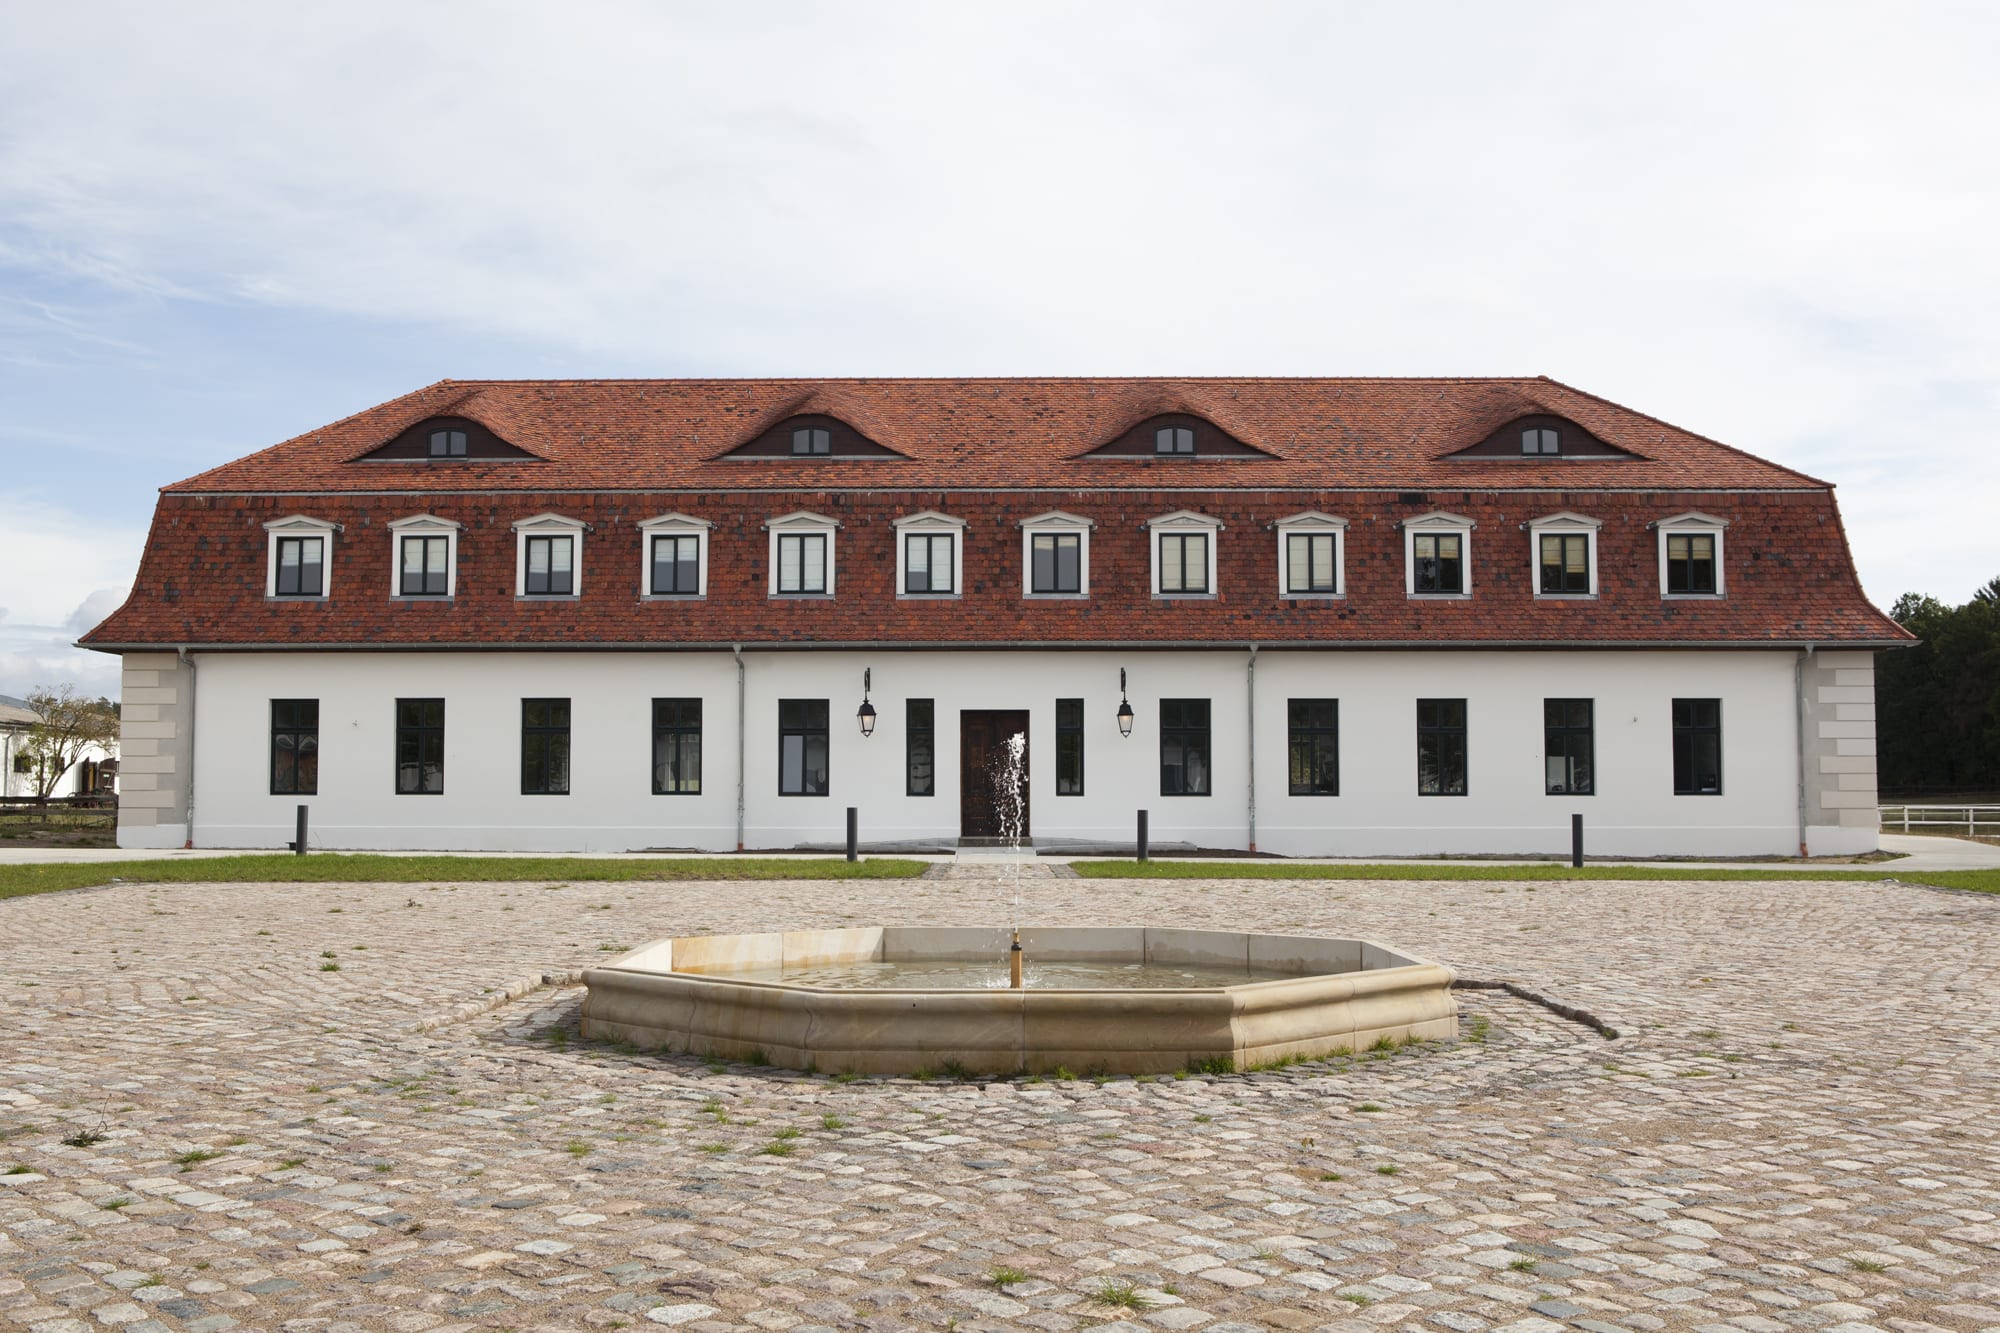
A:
[395,698,445,794]
[1416,698,1467,796]
[1155,426,1195,454]
[1160,698,1211,796]
[1666,532,1717,594]
[1544,699,1594,795]
[791,427,831,455]
[1521,427,1559,455]
[1287,699,1339,796]
[1158,533,1209,594]
[652,698,702,794]
[907,699,934,796]
[399,536,450,597]
[904,534,955,594]
[776,533,828,594]
[274,537,324,597]
[779,699,829,796]
[1413,532,1463,594]
[1539,533,1590,595]
[650,534,700,595]
[1031,532,1082,593]
[270,699,319,795]
[521,699,570,795]
[1673,698,1722,795]
[1055,698,1084,795]
[429,429,467,457]
[524,535,574,596]
[1286,532,1338,594]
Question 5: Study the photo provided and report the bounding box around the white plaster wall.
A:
[190,648,1808,857]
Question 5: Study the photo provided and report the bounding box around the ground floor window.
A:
[1160,698,1210,795]
[521,698,571,795]
[779,699,829,796]
[1055,698,1084,795]
[1416,698,1467,795]
[1673,698,1722,794]
[907,698,934,795]
[395,698,445,794]
[1287,698,1339,795]
[271,699,319,795]
[1544,698,1593,795]
[653,698,702,794]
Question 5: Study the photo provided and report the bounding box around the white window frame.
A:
[1655,511,1729,599]
[1402,511,1476,599]
[387,514,462,599]
[892,511,966,599]
[1526,511,1602,600]
[638,512,711,599]
[263,515,339,600]
[1146,510,1223,599]
[1020,510,1094,599]
[1273,511,1348,599]
[765,511,840,598]
[511,513,587,600]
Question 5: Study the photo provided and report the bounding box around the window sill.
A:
[1025,591,1089,600]
[1153,593,1218,601]
[518,595,580,602]
[1545,791,1596,797]
[1281,593,1345,601]
[267,595,329,603]
[652,789,703,797]
[1407,593,1472,601]
[777,791,830,797]
[896,592,962,601]
[1533,593,1598,601]
[392,595,454,603]
[770,593,835,601]
[642,593,707,602]
[1662,593,1726,601]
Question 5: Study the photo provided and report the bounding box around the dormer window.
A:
[1656,512,1729,598]
[1147,510,1223,598]
[893,511,966,598]
[1155,426,1195,455]
[388,515,461,599]
[512,513,587,600]
[358,417,535,462]
[264,516,339,600]
[791,427,831,456]
[429,429,468,458]
[1403,512,1476,598]
[1521,427,1559,455]
[1527,512,1602,599]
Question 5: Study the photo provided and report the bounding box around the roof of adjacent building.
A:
[82,376,1910,651]
[170,375,1830,494]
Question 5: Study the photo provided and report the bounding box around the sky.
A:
[2,1,1997,699]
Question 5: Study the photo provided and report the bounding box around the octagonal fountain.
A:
[580,926,1457,1076]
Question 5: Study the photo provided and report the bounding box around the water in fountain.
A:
[993,730,1029,928]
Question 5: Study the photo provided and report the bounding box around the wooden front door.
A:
[960,710,1030,841]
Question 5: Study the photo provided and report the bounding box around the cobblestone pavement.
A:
[2,867,1997,1333]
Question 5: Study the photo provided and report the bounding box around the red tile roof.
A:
[167,376,1831,495]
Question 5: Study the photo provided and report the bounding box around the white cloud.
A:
[0,1,1995,606]
[65,588,128,637]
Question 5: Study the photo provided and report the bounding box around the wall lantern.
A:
[1116,668,1135,738]
[857,668,877,738]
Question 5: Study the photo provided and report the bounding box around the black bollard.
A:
[291,803,308,856]
[846,806,858,863]
[1137,809,1149,862]
[1571,812,1584,868]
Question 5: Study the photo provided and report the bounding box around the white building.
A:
[0,697,117,801]
[81,377,1907,857]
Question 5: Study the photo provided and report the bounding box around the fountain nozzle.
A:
[1009,929,1024,989]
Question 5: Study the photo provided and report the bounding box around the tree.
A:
[1877,580,2000,794]
[19,684,120,801]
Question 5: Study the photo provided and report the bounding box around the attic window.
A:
[1155,426,1195,455]
[791,427,831,456]
[429,429,468,458]
[1521,427,1559,455]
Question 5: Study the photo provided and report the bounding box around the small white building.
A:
[81,377,1907,857]
[0,697,117,800]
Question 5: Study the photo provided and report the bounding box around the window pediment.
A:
[358,415,537,462]
[1524,510,1602,531]
[1399,510,1474,531]
[1145,509,1224,531]
[1020,509,1096,530]
[1654,511,1731,530]
[1082,413,1274,459]
[892,510,966,530]
[1272,510,1348,531]
[720,413,903,459]
[763,510,840,531]
[1447,413,1634,460]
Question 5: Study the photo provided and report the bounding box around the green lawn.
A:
[0,854,930,901]
[1070,859,2000,895]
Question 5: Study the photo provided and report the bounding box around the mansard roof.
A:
[167,376,1831,495]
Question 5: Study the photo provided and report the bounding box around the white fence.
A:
[1880,805,2000,837]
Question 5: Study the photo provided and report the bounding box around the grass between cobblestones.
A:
[1072,859,2000,894]
[0,853,929,901]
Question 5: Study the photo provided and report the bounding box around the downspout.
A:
[1795,644,1813,857]
[734,644,746,852]
[178,646,198,849]
[1246,643,1259,854]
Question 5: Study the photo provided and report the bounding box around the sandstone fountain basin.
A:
[580,927,1458,1076]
